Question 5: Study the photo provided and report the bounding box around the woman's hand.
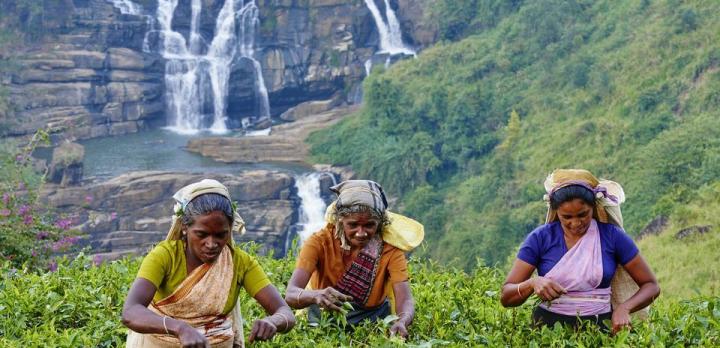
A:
[611,305,632,334]
[314,287,353,312]
[247,318,277,343]
[177,323,209,348]
[530,276,567,301]
[389,319,409,338]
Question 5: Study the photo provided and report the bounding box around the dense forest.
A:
[310,0,720,270]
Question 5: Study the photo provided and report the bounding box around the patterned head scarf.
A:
[330,180,388,212]
[543,169,625,227]
[165,179,246,243]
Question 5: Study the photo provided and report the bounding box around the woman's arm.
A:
[500,259,566,307]
[611,253,661,333]
[121,278,208,347]
[285,268,352,311]
[389,281,414,338]
[247,284,296,343]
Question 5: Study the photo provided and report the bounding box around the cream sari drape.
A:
[126,246,244,348]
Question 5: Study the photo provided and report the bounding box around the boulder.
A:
[48,142,85,187]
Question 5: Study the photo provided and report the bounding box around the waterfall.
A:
[149,0,270,134]
[363,0,416,56]
[107,0,142,15]
[295,172,336,244]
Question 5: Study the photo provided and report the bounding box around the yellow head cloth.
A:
[165,179,246,243]
[324,201,424,252]
[543,169,625,228]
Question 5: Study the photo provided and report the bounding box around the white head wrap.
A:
[166,179,246,243]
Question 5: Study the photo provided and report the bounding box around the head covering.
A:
[543,169,625,228]
[165,179,246,243]
[325,180,423,252]
[331,180,388,213]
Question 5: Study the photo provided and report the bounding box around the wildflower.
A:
[52,236,79,252]
[31,250,37,257]
[55,218,72,230]
[0,209,10,217]
[48,259,58,272]
[23,215,33,225]
[17,182,25,190]
[18,204,31,216]
[15,154,24,162]
[85,195,93,204]
[36,231,50,240]
[92,254,103,266]
[110,212,117,220]
[2,192,10,205]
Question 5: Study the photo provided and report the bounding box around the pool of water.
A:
[35,128,313,181]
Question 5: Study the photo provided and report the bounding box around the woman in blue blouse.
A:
[500,169,660,333]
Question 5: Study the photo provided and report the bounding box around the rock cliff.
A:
[3,0,165,143]
[2,0,435,142]
[41,170,300,258]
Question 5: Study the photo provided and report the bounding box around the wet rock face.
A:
[41,170,299,259]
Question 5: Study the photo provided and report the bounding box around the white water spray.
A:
[363,0,415,56]
[295,172,336,243]
[150,0,270,134]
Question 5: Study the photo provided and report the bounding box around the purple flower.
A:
[110,212,117,220]
[31,250,37,257]
[84,195,93,204]
[55,218,72,230]
[15,154,24,162]
[92,254,103,266]
[0,209,10,217]
[17,182,25,190]
[36,231,50,240]
[18,204,31,216]
[23,215,33,225]
[51,236,79,252]
[2,193,10,205]
[48,260,58,272]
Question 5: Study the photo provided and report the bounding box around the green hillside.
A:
[638,182,720,299]
[309,0,720,270]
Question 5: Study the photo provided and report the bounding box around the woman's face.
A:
[183,210,231,264]
[556,198,593,237]
[341,211,380,248]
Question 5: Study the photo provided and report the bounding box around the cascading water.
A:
[150,0,270,134]
[293,173,336,248]
[107,0,143,15]
[363,0,415,56]
[363,0,416,75]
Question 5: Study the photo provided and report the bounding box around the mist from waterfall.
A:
[150,0,270,135]
[363,0,416,56]
[295,173,334,243]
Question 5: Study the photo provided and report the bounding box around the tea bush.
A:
[1,251,718,347]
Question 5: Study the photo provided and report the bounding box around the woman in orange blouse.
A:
[285,180,416,337]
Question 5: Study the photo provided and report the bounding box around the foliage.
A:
[0,250,718,347]
[638,182,720,300]
[0,131,80,271]
[309,0,720,269]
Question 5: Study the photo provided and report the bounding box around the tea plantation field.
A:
[1,249,718,347]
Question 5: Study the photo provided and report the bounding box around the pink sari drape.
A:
[539,219,612,316]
